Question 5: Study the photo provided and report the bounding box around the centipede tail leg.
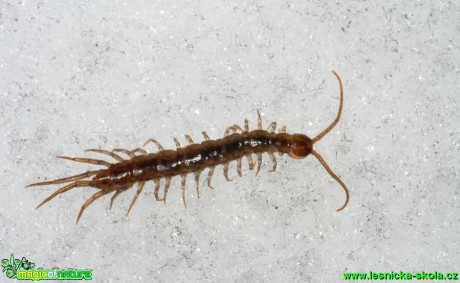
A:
[57,156,112,167]
[26,170,102,187]
[202,131,210,140]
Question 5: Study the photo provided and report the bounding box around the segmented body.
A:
[28,71,349,223]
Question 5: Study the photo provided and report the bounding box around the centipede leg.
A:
[57,156,111,167]
[237,158,243,177]
[185,135,194,144]
[224,125,244,136]
[113,148,136,159]
[207,166,215,189]
[36,180,93,209]
[244,119,249,132]
[266,122,276,133]
[85,149,124,162]
[224,127,232,137]
[246,154,255,170]
[174,138,181,148]
[195,172,201,199]
[154,179,161,201]
[162,177,172,204]
[224,163,233,181]
[202,131,210,140]
[268,152,277,172]
[77,190,112,224]
[110,191,121,210]
[255,153,262,176]
[257,110,262,130]
[126,181,145,216]
[181,174,187,208]
[132,148,148,155]
[144,138,164,151]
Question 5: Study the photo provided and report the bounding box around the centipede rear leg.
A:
[35,180,95,210]
[26,170,101,187]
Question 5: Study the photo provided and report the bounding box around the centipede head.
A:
[288,134,313,159]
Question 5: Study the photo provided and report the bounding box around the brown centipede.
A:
[27,70,349,223]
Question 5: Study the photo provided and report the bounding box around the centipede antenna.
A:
[311,150,349,211]
[312,70,343,144]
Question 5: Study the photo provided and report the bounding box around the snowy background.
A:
[1,0,459,282]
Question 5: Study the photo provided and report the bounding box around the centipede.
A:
[27,70,349,223]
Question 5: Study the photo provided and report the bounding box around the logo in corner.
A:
[1,254,92,281]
